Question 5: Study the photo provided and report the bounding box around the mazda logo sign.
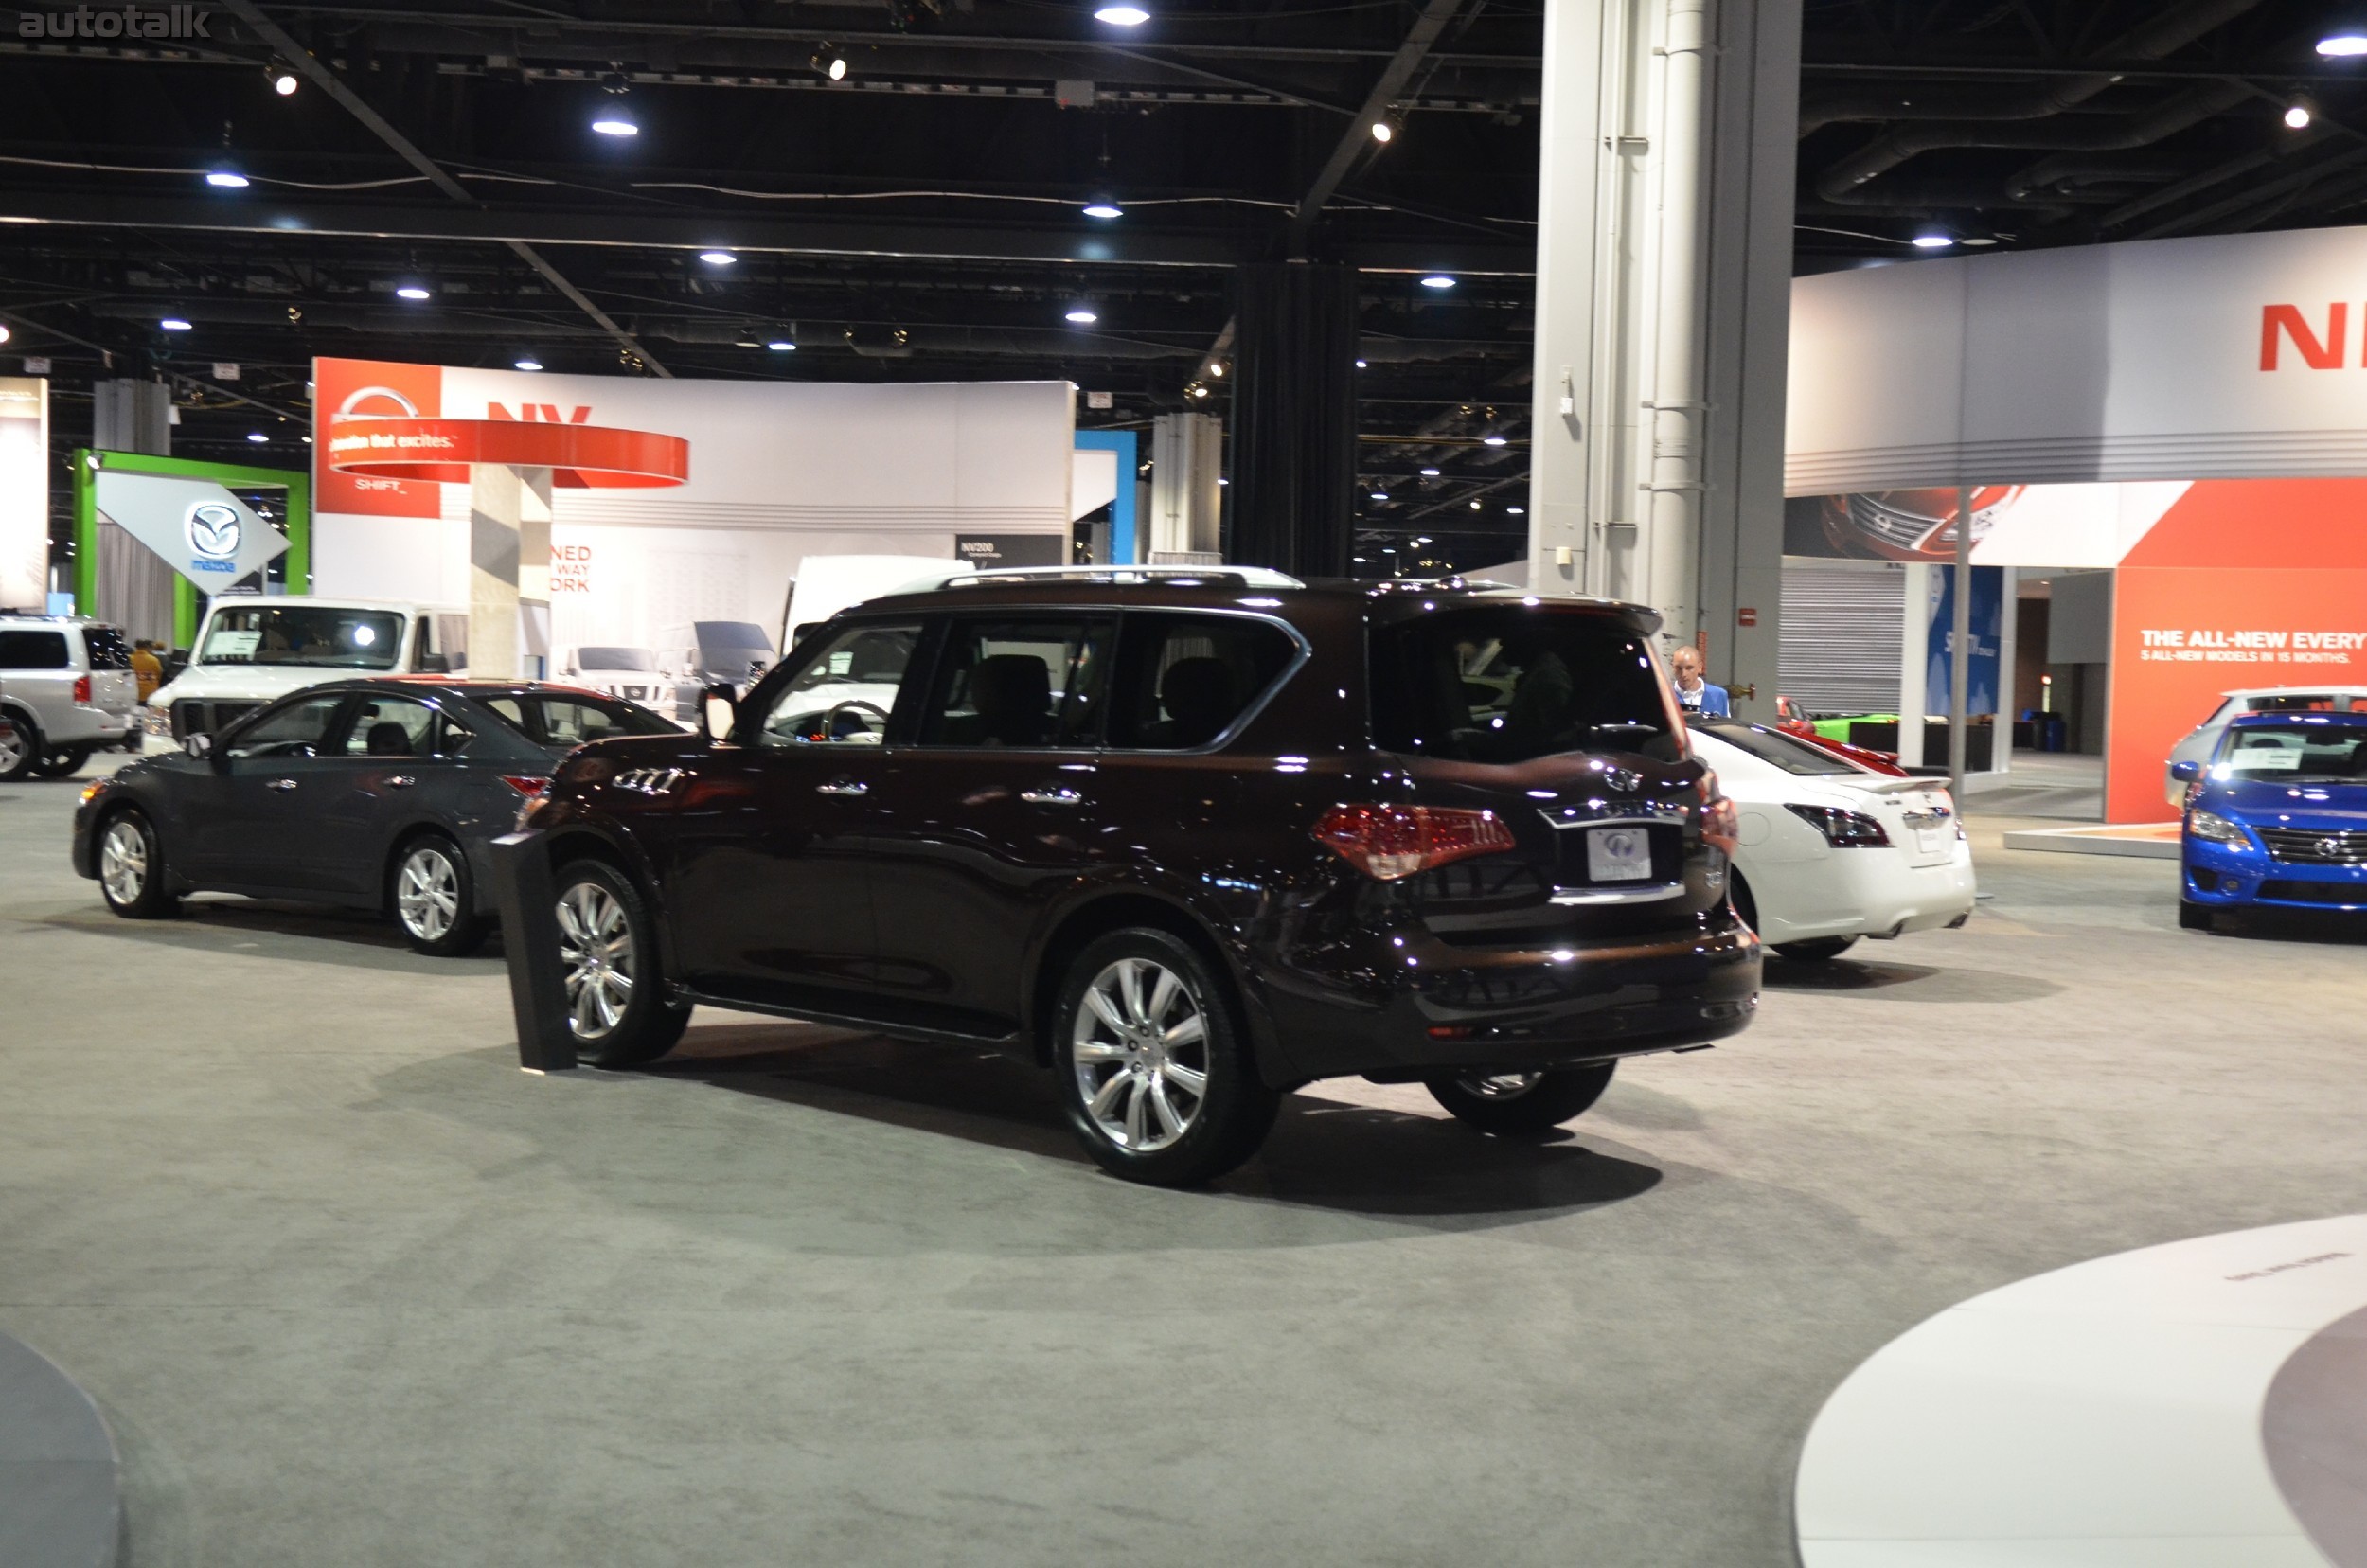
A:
[186,502,240,561]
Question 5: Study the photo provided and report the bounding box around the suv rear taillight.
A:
[72,674,91,704]
[1314,805,1516,881]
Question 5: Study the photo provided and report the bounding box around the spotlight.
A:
[1506,507,1525,516]
[1419,275,1455,290]
[1911,233,1954,249]
[810,47,849,81]
[1468,500,1482,510]
[205,165,249,189]
[591,114,639,136]
[0,325,9,346]
[767,339,796,351]
[1371,119,1396,144]
[1094,5,1150,23]
[2319,29,2367,55]
[1065,306,1099,324]
[266,63,299,96]
[1186,382,1210,400]
[1419,467,1440,477]
[160,318,192,331]
[514,358,543,371]
[699,250,738,266]
[1208,362,1225,378]
[395,285,433,301]
[246,432,269,443]
[2287,103,2314,129]
[1370,491,1389,502]
[1081,203,1124,220]
[1355,358,1368,368]
[1481,434,1507,447]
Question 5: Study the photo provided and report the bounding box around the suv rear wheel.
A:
[1426,1061,1616,1134]
[0,715,38,782]
[1052,929,1277,1186]
[33,745,93,779]
[553,859,690,1068]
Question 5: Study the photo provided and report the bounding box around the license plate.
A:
[1586,826,1653,882]
[1915,828,1944,854]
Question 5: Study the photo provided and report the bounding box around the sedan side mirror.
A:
[700,683,739,741]
[183,731,214,761]
[2170,759,2201,782]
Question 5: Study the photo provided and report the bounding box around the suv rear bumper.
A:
[1253,913,1761,1083]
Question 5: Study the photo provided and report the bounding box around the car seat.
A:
[945,654,1053,746]
[364,721,416,757]
[1144,657,1238,748]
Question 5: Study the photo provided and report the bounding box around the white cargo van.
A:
[150,597,466,739]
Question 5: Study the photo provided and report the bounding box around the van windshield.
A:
[1370,607,1684,764]
[199,606,404,669]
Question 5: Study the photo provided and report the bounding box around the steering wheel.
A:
[817,699,891,742]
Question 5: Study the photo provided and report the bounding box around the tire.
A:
[1729,868,1758,934]
[552,859,690,1068]
[0,714,41,782]
[1051,928,1278,1187]
[33,745,93,779]
[1426,1061,1617,1134]
[1773,935,1859,962]
[2179,900,2215,932]
[389,833,489,957]
[96,807,179,919]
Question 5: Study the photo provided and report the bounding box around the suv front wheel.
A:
[552,860,691,1068]
[1052,929,1276,1186]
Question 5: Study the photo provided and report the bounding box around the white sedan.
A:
[1691,720,1978,962]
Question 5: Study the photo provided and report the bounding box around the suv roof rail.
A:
[939,564,1307,591]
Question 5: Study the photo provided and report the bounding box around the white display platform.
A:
[2002,823,2182,860]
[1796,1215,2367,1567]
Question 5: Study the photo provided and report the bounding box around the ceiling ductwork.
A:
[2004,154,2190,204]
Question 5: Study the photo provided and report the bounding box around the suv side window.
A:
[919,618,1113,749]
[1107,614,1298,750]
[81,626,133,670]
[339,695,439,757]
[225,694,348,759]
[753,621,924,747]
[0,630,70,668]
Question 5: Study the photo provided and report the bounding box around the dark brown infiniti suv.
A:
[517,569,1760,1185]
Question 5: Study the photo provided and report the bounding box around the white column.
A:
[469,464,554,680]
[1148,413,1223,561]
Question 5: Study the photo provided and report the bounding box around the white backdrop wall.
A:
[313,365,1074,657]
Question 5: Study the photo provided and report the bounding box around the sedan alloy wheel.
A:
[395,843,461,943]
[99,817,149,905]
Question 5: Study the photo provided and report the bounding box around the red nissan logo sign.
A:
[323,418,690,489]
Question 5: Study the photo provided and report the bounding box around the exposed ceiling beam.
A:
[1288,0,1468,253]
[217,0,673,376]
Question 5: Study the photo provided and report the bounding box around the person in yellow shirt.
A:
[130,640,163,704]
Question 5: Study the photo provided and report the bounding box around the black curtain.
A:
[1228,262,1357,579]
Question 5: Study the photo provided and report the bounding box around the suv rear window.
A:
[0,629,70,668]
[80,626,133,670]
[1371,607,1682,764]
[1108,613,1299,750]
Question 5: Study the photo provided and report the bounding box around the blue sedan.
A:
[2177,711,2367,929]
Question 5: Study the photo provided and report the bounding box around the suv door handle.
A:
[386,775,418,789]
[266,777,298,792]
[816,779,869,797]
[1020,786,1086,808]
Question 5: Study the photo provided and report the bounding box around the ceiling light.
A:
[1081,203,1124,220]
[1960,237,1999,247]
[591,114,639,136]
[270,68,299,96]
[246,432,269,443]
[1414,536,1432,544]
[160,317,192,331]
[1095,5,1151,24]
[1371,120,1395,144]
[1910,233,1953,249]
[396,285,432,300]
[1355,358,1368,368]
[810,47,849,80]
[699,250,738,266]
[767,339,796,351]
[1468,500,1482,510]
[1506,506,1525,515]
[1419,274,1454,289]
[514,358,543,371]
[1370,491,1389,502]
[2287,103,2314,129]
[1065,306,1099,324]
[2318,30,2367,55]
[1419,466,1440,477]
[1481,434,1507,447]
[1208,363,1224,377]
[205,166,249,189]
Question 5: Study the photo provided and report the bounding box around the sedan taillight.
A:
[1313,804,1516,881]
[1786,803,1891,847]
[72,674,92,704]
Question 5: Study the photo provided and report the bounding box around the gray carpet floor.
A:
[3,759,2361,1567]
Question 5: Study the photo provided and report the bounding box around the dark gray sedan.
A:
[71,679,681,954]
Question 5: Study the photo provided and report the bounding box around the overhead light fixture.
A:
[1095,5,1151,24]
[1419,466,1441,477]
[2287,103,2315,129]
[160,317,192,331]
[1910,233,1954,249]
[591,113,639,136]
[1355,358,1368,368]
[1371,118,1396,144]
[205,165,249,189]
[1507,506,1525,515]
[767,339,796,351]
[1468,500,1483,510]
[396,285,432,300]
[1186,381,1210,400]
[1065,306,1099,324]
[1960,237,1999,247]
[1481,434,1508,447]
[514,358,543,371]
[810,46,848,81]
[246,432,269,443]
[1419,274,1455,290]
[1208,362,1224,378]
[2318,29,2367,55]
[699,250,738,266]
[1081,203,1124,220]
[1370,491,1389,502]
[267,63,299,96]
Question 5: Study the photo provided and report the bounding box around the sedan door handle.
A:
[815,779,869,797]
[266,777,298,792]
[1020,786,1086,808]
[386,775,418,790]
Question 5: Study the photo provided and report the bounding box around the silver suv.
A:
[0,616,142,781]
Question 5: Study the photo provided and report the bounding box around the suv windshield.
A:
[1371,607,1683,764]
[199,605,404,669]
[1697,718,1862,775]
[2217,722,2367,783]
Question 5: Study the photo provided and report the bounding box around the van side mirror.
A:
[417,652,451,674]
[183,731,214,761]
[701,683,739,741]
[2170,759,2201,782]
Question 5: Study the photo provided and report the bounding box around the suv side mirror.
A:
[2170,759,2201,783]
[700,683,739,741]
[183,731,214,762]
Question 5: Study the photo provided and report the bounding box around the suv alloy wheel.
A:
[1052,928,1277,1186]
[552,859,692,1068]
[0,714,38,782]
